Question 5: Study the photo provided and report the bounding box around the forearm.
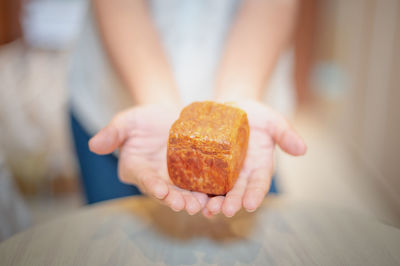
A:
[93,0,180,105]
[214,0,299,102]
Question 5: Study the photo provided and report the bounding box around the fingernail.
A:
[224,211,234,218]
[188,209,197,216]
[223,205,236,218]
[202,209,213,218]
[154,185,168,199]
[287,131,307,155]
[171,207,181,212]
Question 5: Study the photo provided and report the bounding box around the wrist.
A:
[126,79,182,108]
[214,76,264,103]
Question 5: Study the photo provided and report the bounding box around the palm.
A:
[240,101,276,184]
[118,105,176,185]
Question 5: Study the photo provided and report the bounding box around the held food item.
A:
[167,101,249,195]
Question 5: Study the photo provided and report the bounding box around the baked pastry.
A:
[167,101,249,195]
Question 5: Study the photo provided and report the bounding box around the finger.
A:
[180,190,202,215]
[268,112,307,156]
[222,174,248,218]
[89,111,134,155]
[206,196,224,215]
[192,192,209,209]
[141,171,169,200]
[118,159,168,200]
[243,168,272,212]
[202,208,214,219]
[163,185,185,212]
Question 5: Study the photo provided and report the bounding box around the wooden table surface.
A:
[1,196,399,266]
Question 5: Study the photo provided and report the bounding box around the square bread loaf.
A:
[167,101,249,195]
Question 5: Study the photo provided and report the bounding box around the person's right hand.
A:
[88,105,210,215]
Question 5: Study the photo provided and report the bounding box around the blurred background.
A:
[0,0,399,241]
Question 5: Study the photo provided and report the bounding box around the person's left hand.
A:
[203,100,307,217]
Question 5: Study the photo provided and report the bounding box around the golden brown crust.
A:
[167,101,249,195]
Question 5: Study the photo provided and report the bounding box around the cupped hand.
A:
[203,100,307,217]
[89,105,209,215]
[89,102,306,218]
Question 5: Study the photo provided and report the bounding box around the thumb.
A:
[269,113,307,156]
[89,113,131,155]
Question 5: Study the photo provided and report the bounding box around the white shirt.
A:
[68,0,294,135]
